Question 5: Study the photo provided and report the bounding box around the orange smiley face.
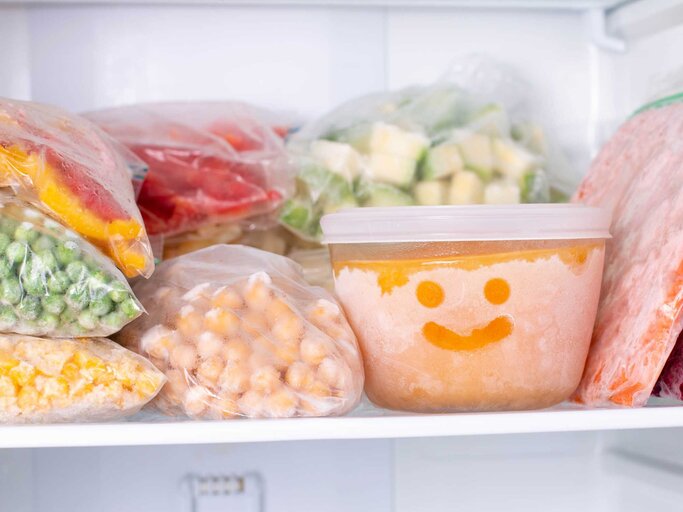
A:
[416,278,514,351]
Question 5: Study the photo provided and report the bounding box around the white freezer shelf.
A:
[2,403,683,448]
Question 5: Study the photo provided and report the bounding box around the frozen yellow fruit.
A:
[266,388,298,418]
[170,344,198,370]
[285,362,314,391]
[196,332,224,359]
[0,375,17,397]
[197,356,224,387]
[17,386,39,412]
[183,386,211,417]
[204,308,240,337]
[135,372,162,398]
[250,365,281,393]
[34,376,69,400]
[238,390,266,417]
[222,338,251,364]
[211,286,243,310]
[140,325,179,361]
[244,272,273,311]
[9,362,37,388]
[0,352,19,374]
[271,315,304,344]
[219,363,250,394]
[300,336,331,366]
[176,305,204,337]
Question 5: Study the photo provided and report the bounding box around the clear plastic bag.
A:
[0,98,154,278]
[281,57,575,241]
[0,334,165,423]
[0,192,143,337]
[85,102,295,237]
[117,245,364,419]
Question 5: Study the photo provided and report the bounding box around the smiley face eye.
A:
[484,278,510,305]
[416,280,444,308]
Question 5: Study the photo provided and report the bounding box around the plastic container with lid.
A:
[321,205,610,413]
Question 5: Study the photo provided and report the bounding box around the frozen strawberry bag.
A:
[572,98,683,407]
[86,102,294,237]
[0,99,153,278]
[117,245,363,419]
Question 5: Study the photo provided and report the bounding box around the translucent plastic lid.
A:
[321,205,611,244]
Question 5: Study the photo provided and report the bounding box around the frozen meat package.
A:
[0,192,143,337]
[281,57,576,241]
[0,334,165,423]
[86,102,294,237]
[117,245,364,419]
[0,98,154,278]
[572,96,683,407]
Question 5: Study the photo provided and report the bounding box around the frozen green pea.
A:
[89,296,113,317]
[36,250,59,273]
[66,261,88,283]
[55,241,81,266]
[31,235,55,253]
[0,233,11,255]
[0,218,19,236]
[60,308,78,325]
[65,284,89,311]
[17,295,41,321]
[6,241,27,265]
[108,281,130,303]
[42,295,66,315]
[47,271,70,295]
[36,312,59,332]
[21,267,46,296]
[100,310,127,330]
[118,297,141,319]
[0,257,12,279]
[14,223,39,244]
[1,277,22,305]
[77,310,98,330]
[0,305,17,330]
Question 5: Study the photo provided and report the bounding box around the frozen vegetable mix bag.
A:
[0,192,144,337]
[0,334,165,423]
[572,96,683,407]
[0,98,154,278]
[86,102,294,237]
[117,245,364,419]
[282,58,575,240]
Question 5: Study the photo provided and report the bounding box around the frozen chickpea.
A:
[238,389,266,417]
[306,379,331,398]
[250,365,281,393]
[170,344,198,370]
[204,308,240,337]
[243,273,273,311]
[222,338,251,364]
[219,363,250,394]
[271,315,304,344]
[141,325,180,361]
[306,299,341,327]
[285,361,315,391]
[176,305,204,337]
[273,341,299,370]
[241,311,267,338]
[265,298,295,327]
[266,387,299,418]
[300,336,332,366]
[212,395,240,419]
[211,286,243,310]
[196,332,223,359]
[197,356,224,388]
[183,386,211,417]
[317,357,347,389]
[181,283,212,303]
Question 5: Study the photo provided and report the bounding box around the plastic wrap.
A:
[85,102,294,237]
[0,192,143,337]
[117,245,363,419]
[282,58,574,241]
[0,334,165,423]
[0,98,153,278]
[572,99,683,407]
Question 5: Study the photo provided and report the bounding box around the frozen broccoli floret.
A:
[54,241,81,266]
[17,295,41,321]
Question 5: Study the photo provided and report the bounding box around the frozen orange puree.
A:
[332,242,605,412]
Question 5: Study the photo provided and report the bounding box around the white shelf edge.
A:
[2,406,683,449]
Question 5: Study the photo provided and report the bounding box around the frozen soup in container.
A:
[321,205,610,412]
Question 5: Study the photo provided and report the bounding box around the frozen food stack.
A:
[0,98,164,422]
[572,96,683,407]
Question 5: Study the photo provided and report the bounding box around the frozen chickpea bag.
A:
[117,245,363,419]
[0,334,165,423]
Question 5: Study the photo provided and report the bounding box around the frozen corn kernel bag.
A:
[85,102,294,237]
[117,245,363,419]
[0,334,165,423]
[282,57,575,241]
[0,192,143,337]
[0,98,153,277]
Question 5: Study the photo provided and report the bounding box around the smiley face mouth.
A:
[422,316,514,351]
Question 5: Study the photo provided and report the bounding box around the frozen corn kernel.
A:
[300,336,331,366]
[238,390,266,417]
[183,386,211,417]
[266,388,298,418]
[250,365,281,393]
[170,344,198,370]
[222,338,251,364]
[219,363,250,394]
[196,332,223,359]
[9,362,36,388]
[285,361,315,391]
[0,375,17,396]
[16,386,39,412]
[204,308,240,337]
[176,305,203,337]
[244,272,273,311]
[197,356,224,388]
